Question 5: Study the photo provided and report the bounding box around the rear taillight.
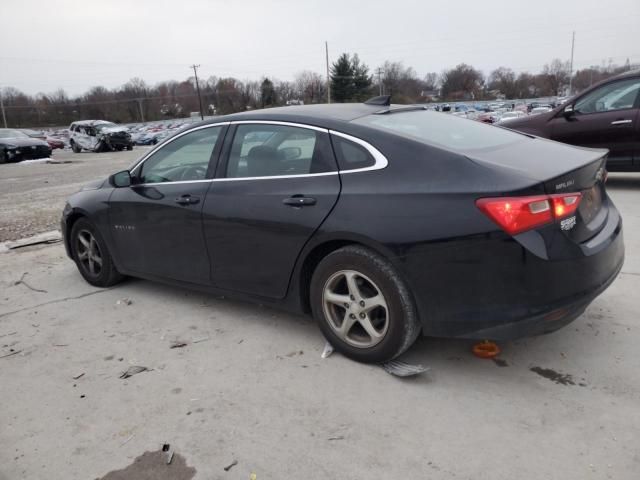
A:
[476,192,582,235]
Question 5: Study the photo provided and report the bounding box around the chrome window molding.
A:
[129,122,230,175]
[126,121,388,187]
[329,130,389,174]
[230,120,328,133]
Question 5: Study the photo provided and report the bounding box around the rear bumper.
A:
[404,205,624,340]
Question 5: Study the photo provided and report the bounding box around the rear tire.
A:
[0,150,6,164]
[126,145,133,150]
[70,218,124,287]
[310,245,420,363]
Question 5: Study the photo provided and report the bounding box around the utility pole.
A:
[375,68,385,96]
[325,41,331,104]
[568,31,575,95]
[0,89,7,128]
[190,64,204,120]
[135,99,145,123]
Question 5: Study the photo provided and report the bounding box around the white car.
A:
[530,106,553,115]
[69,120,133,153]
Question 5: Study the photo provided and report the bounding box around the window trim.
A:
[129,122,229,185]
[128,120,388,186]
[571,78,640,117]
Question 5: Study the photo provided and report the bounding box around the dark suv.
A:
[505,70,640,171]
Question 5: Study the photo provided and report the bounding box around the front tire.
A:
[70,218,123,287]
[310,245,420,363]
[71,141,81,153]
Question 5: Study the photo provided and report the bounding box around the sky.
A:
[1,0,639,96]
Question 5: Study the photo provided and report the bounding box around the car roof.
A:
[71,120,114,126]
[194,103,429,130]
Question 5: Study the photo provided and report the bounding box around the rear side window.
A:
[353,110,523,151]
[225,124,336,178]
[331,135,376,170]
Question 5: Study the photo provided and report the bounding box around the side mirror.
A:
[562,105,575,118]
[109,170,132,188]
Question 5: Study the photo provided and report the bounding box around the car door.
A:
[108,124,226,283]
[549,77,640,169]
[76,127,92,150]
[202,121,340,299]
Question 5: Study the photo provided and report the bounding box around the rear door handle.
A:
[282,195,316,207]
[610,119,633,125]
[174,194,200,205]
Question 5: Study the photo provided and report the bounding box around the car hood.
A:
[502,109,556,132]
[464,135,608,182]
[1,137,49,147]
[80,178,106,191]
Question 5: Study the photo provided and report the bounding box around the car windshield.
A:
[0,129,29,139]
[353,110,523,151]
[95,123,118,131]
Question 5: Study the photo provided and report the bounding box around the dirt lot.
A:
[0,151,639,479]
[0,148,143,242]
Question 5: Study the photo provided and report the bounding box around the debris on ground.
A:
[192,336,210,344]
[381,360,430,377]
[0,349,22,359]
[116,298,133,306]
[285,350,304,357]
[72,372,85,380]
[321,342,334,359]
[472,340,501,359]
[120,434,134,447]
[162,443,174,464]
[14,272,47,293]
[119,366,150,379]
[328,435,345,441]
[170,341,188,349]
[223,459,238,472]
[3,230,62,250]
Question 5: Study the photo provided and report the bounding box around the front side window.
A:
[138,126,222,184]
[574,78,640,114]
[225,124,336,178]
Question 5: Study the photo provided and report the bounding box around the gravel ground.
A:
[0,161,639,478]
[0,148,144,242]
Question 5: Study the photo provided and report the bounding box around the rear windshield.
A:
[353,110,524,151]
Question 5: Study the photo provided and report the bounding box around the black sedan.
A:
[0,129,52,163]
[61,98,624,363]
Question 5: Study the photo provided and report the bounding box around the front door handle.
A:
[611,119,633,125]
[282,195,316,207]
[175,194,200,205]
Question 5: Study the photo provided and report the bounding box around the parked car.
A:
[61,98,624,363]
[69,120,133,153]
[46,136,65,149]
[505,70,640,171]
[0,129,52,163]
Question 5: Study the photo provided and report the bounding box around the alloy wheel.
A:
[76,230,103,277]
[322,270,389,348]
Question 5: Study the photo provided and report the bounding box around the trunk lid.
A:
[468,136,609,244]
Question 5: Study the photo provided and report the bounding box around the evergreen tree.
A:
[330,53,355,102]
[352,54,373,101]
[260,78,276,107]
